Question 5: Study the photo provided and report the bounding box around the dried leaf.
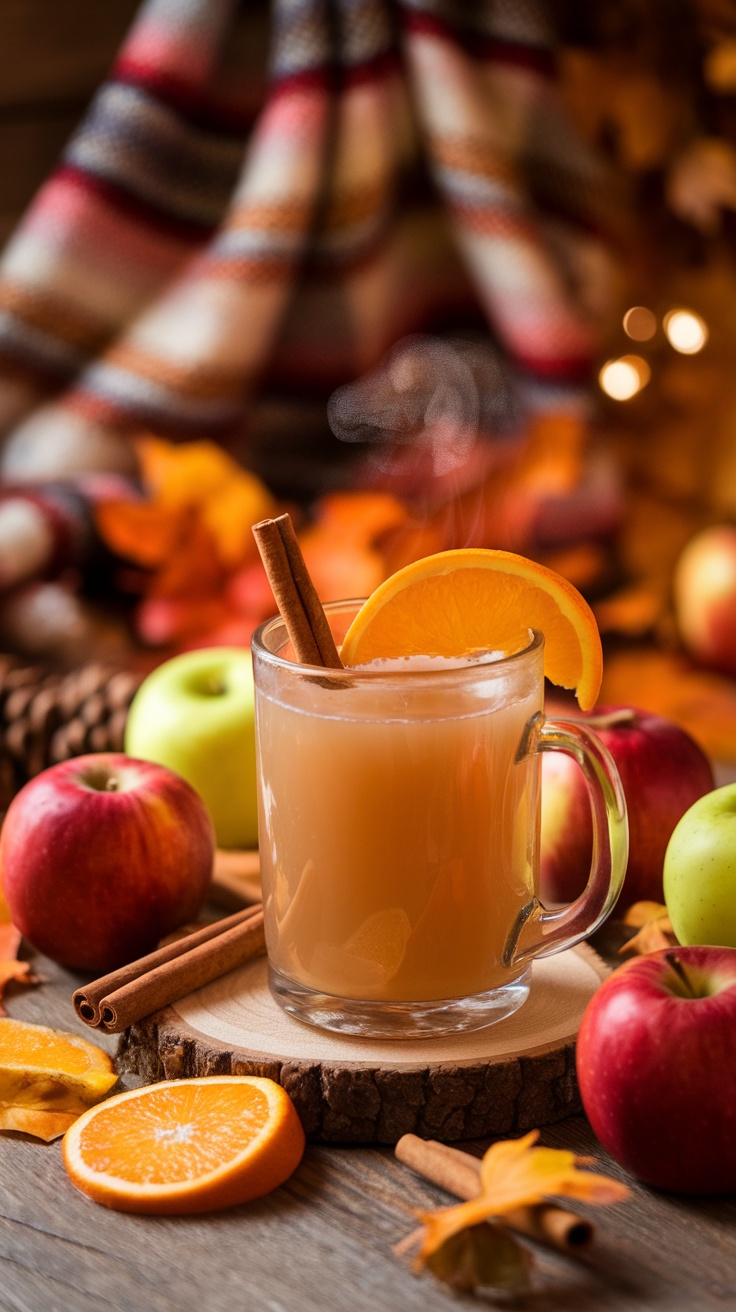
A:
[201,475,275,568]
[0,925,22,958]
[96,438,276,632]
[623,901,670,928]
[299,527,387,603]
[136,437,237,507]
[94,500,182,568]
[314,493,409,546]
[0,1105,79,1141]
[146,515,224,599]
[402,1131,627,1274]
[620,902,676,957]
[0,925,37,1016]
[423,1222,531,1294]
[478,1133,628,1208]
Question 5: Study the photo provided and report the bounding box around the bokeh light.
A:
[623,306,657,341]
[599,355,651,401]
[663,309,708,354]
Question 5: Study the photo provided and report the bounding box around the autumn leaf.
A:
[299,526,387,603]
[619,901,676,957]
[201,474,276,569]
[422,1222,531,1294]
[94,500,183,568]
[136,436,237,508]
[314,492,409,546]
[146,513,224,600]
[399,1131,627,1283]
[0,925,38,1016]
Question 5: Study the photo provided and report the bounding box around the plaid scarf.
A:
[0,0,610,493]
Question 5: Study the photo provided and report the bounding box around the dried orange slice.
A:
[62,1076,305,1214]
[0,1017,117,1112]
[0,1106,80,1142]
[341,548,602,710]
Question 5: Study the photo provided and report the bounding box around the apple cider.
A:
[254,642,543,1004]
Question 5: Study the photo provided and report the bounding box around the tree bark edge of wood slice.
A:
[117,944,607,1144]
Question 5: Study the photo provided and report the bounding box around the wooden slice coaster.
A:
[118,945,607,1144]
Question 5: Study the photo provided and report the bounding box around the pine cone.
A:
[0,657,144,809]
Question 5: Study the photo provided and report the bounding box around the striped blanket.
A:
[0,0,611,497]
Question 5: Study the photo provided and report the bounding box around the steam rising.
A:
[327,335,519,479]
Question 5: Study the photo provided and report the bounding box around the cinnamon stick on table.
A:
[72,904,265,1034]
[252,513,343,668]
[395,1134,593,1254]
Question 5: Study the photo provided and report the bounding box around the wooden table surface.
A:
[1,942,735,1312]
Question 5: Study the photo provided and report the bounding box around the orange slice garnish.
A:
[340,548,602,710]
[62,1076,305,1214]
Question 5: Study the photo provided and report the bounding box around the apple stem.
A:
[664,951,696,998]
[106,777,119,792]
[585,708,637,731]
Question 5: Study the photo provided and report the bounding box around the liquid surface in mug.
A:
[256,654,541,1002]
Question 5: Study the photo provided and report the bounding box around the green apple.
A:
[663,784,736,947]
[125,647,258,850]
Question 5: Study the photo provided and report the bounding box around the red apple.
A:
[540,706,714,910]
[576,946,736,1194]
[673,524,736,677]
[0,754,215,972]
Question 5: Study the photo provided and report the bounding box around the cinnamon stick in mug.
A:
[252,513,343,668]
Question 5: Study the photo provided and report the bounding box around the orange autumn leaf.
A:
[95,500,183,568]
[136,436,237,507]
[299,526,387,603]
[399,1131,628,1271]
[620,902,676,957]
[202,476,276,569]
[315,492,409,546]
[146,513,224,599]
[137,437,275,527]
[132,437,275,573]
[0,924,37,1016]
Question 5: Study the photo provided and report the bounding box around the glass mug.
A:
[251,600,628,1038]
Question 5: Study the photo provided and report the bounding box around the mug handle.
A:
[504,713,629,970]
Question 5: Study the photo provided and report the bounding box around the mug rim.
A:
[251,597,545,684]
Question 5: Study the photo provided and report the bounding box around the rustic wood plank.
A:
[0,942,735,1311]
